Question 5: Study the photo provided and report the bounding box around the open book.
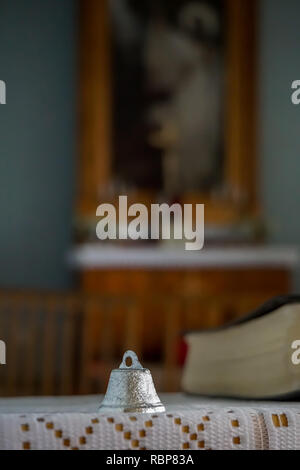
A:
[182,296,300,399]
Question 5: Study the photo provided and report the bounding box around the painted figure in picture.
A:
[110,0,223,195]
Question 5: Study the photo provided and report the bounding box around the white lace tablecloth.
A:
[0,394,300,450]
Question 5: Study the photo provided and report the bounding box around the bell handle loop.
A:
[120,350,143,370]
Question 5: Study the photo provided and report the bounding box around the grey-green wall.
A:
[0,0,77,289]
[260,0,300,289]
[0,0,299,289]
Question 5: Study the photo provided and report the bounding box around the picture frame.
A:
[77,0,258,227]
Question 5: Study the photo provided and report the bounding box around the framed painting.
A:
[78,0,258,226]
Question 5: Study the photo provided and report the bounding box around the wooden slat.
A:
[163,298,182,392]
[0,298,8,395]
[6,297,21,396]
[123,301,142,357]
[59,297,77,395]
[98,298,115,361]
[41,297,57,395]
[23,300,39,396]
[79,297,99,394]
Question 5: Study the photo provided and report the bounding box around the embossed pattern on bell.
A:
[99,351,166,414]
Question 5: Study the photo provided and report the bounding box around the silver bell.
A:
[99,350,165,414]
